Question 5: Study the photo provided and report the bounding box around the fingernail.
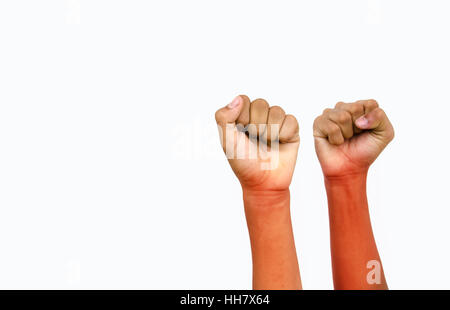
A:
[227,96,241,109]
[356,116,369,128]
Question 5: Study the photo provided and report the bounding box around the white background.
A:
[0,0,449,289]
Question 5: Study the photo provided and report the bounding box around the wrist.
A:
[242,187,290,210]
[324,171,369,213]
[242,187,292,235]
[324,170,368,188]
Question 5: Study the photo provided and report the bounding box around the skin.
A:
[215,95,301,290]
[313,99,394,290]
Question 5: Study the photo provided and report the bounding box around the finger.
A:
[336,99,379,113]
[215,96,245,156]
[335,101,365,134]
[236,95,251,130]
[335,101,346,109]
[313,116,344,145]
[248,98,269,139]
[361,99,379,114]
[355,107,395,143]
[324,108,353,139]
[262,105,286,143]
[279,114,300,143]
[215,95,244,126]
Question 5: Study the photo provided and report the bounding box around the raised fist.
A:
[215,95,300,192]
[313,100,394,178]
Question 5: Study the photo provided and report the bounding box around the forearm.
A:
[243,188,301,290]
[325,172,387,290]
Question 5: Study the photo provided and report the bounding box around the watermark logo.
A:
[66,0,81,25]
[170,119,282,171]
[66,259,81,286]
[366,259,381,285]
[217,123,280,170]
[366,0,382,25]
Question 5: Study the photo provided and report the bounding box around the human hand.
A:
[215,95,300,192]
[313,100,394,178]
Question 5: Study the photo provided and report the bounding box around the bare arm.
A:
[325,173,387,289]
[215,95,302,289]
[244,189,301,289]
[313,99,394,289]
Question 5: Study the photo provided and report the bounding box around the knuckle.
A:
[328,123,340,135]
[323,108,332,115]
[337,111,351,123]
[364,99,379,112]
[286,114,299,127]
[269,105,285,117]
[252,98,269,109]
[270,105,283,111]
[367,99,379,107]
[389,127,395,141]
[214,110,223,123]
[350,103,364,114]
[313,116,322,129]
[387,129,395,141]
[375,107,385,118]
[335,101,345,108]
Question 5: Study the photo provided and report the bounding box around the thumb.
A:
[214,95,244,126]
[355,107,395,144]
[215,95,245,157]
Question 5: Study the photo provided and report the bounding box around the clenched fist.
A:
[313,100,394,178]
[215,95,300,192]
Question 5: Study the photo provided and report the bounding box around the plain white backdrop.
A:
[0,0,449,289]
